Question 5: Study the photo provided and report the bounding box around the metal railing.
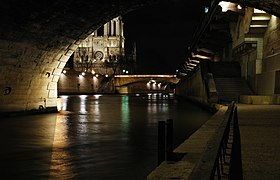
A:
[188,102,243,180]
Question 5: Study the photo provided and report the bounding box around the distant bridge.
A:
[114,75,180,86]
[113,75,180,93]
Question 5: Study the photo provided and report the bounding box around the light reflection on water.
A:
[121,95,130,133]
[50,114,75,179]
[50,94,212,179]
[0,94,212,179]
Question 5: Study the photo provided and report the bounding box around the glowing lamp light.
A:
[81,72,86,76]
[63,70,67,74]
[95,74,99,78]
[105,74,109,77]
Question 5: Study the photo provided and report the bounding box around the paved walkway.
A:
[237,104,280,180]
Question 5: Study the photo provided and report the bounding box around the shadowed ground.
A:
[237,104,280,180]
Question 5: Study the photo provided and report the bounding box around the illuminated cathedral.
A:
[73,16,125,75]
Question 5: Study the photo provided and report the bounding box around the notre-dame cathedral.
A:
[73,16,125,75]
[58,16,137,94]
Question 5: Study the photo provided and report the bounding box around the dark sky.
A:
[123,0,207,74]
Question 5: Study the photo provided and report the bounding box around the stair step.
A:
[250,20,270,25]
[252,15,270,21]
[250,24,268,28]
[248,27,267,34]
[214,78,254,102]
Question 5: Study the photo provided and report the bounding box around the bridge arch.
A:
[0,0,279,113]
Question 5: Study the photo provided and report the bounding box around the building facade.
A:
[73,16,125,75]
[58,16,126,94]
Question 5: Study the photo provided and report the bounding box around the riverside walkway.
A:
[237,104,280,180]
[148,103,280,179]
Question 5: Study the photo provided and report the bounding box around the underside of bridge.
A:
[0,0,280,113]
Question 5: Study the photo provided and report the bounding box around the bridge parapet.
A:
[114,75,180,87]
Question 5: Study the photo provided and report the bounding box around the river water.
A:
[0,93,212,179]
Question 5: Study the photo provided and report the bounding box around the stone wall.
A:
[257,15,280,95]
[230,8,280,95]
[263,16,280,57]
[58,69,114,94]
[175,69,208,105]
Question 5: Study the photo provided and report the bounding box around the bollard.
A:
[158,121,166,165]
[166,119,173,161]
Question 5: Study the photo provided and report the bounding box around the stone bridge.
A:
[114,75,180,87]
[0,0,280,113]
[113,75,180,94]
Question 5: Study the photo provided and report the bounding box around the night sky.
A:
[123,0,207,74]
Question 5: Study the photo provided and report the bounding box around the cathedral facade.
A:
[73,16,125,75]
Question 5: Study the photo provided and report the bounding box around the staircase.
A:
[207,62,254,103]
[214,77,254,102]
[247,9,271,37]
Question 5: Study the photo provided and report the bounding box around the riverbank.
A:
[0,107,58,118]
[148,103,228,179]
[148,99,280,179]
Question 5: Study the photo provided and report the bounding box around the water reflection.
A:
[0,94,212,179]
[61,95,69,111]
[147,93,171,123]
[121,95,130,132]
[0,114,57,179]
[79,95,87,114]
[50,115,75,179]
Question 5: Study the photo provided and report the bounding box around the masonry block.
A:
[52,68,63,76]
[57,61,66,69]
[48,82,57,90]
[58,54,70,62]
[65,49,74,56]
[48,89,57,98]
[46,98,58,107]
[52,75,60,82]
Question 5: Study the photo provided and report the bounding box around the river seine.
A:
[0,93,212,179]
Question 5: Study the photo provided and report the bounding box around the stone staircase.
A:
[248,9,271,36]
[206,61,254,103]
[214,77,253,102]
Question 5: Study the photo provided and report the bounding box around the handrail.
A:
[188,102,243,180]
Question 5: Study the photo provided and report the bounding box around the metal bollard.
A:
[158,121,166,165]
